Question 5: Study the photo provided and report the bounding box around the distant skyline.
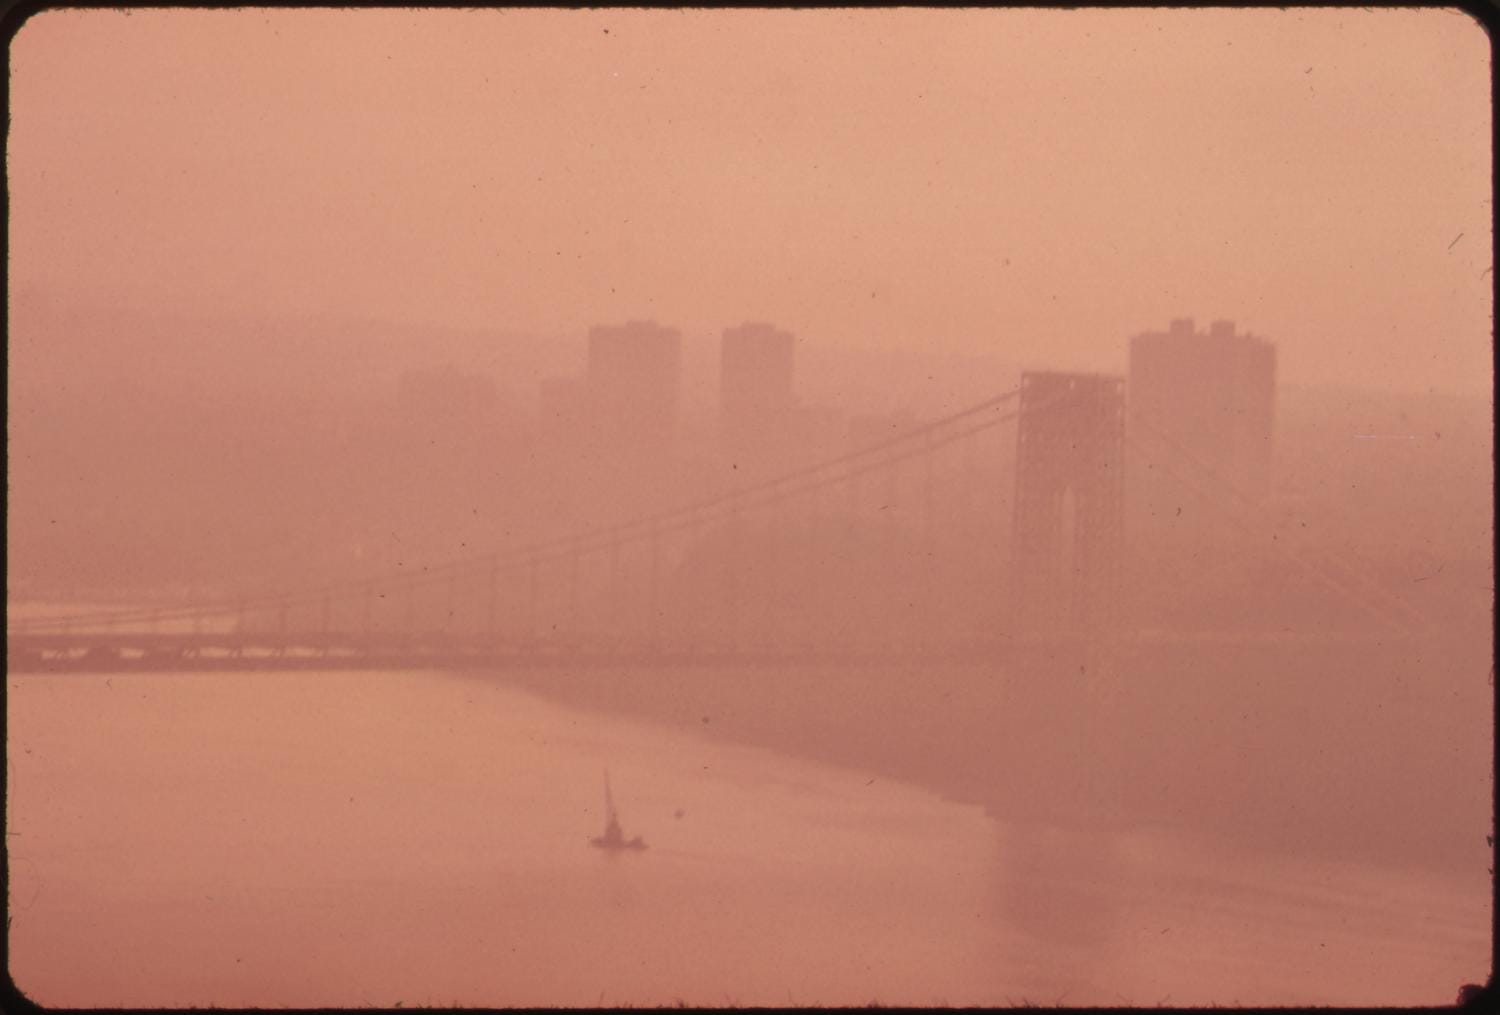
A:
[8,7,1492,396]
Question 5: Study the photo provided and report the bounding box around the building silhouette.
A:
[1127,317,1276,554]
[720,321,797,464]
[586,320,682,453]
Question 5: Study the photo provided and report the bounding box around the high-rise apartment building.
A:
[1127,318,1276,546]
[720,321,796,461]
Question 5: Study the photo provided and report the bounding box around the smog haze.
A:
[5,7,1493,1009]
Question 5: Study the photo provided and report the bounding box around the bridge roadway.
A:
[5,627,1419,674]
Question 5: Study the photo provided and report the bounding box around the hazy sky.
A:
[8,7,1492,394]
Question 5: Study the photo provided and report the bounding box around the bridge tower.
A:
[1009,371,1126,641]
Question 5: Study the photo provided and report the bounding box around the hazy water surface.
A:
[6,669,1488,1007]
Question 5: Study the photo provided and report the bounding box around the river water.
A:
[5,667,1489,1007]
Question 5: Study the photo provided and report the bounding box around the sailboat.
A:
[590,770,647,851]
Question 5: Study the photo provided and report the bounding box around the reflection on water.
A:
[6,669,1488,1007]
[989,819,1488,1006]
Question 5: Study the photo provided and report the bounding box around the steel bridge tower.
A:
[1009,371,1126,640]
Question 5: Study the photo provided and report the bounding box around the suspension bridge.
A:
[6,372,1427,674]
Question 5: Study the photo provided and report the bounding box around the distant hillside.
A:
[6,288,572,410]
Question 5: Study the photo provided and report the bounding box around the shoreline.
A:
[459,632,1492,880]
